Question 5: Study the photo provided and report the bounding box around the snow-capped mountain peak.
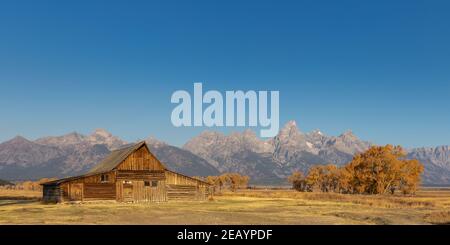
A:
[279,120,301,137]
[91,128,112,138]
[87,129,127,150]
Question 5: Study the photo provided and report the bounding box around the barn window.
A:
[144,181,150,187]
[151,181,158,187]
[101,174,109,183]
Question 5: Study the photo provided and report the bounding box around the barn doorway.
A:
[123,181,133,202]
[69,183,83,201]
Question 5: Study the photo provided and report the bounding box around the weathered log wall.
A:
[116,170,165,180]
[116,180,167,202]
[84,183,116,200]
[165,171,210,200]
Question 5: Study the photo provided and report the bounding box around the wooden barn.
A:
[41,141,212,203]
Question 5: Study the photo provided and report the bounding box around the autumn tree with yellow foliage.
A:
[205,173,250,192]
[287,171,307,191]
[288,145,424,195]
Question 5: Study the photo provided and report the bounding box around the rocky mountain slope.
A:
[145,137,219,176]
[183,121,373,184]
[0,130,219,181]
[0,123,448,185]
[407,146,450,185]
[35,129,127,150]
[183,121,448,185]
[0,135,110,180]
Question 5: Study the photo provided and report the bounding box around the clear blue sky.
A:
[0,0,449,147]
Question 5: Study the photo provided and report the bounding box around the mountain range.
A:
[0,122,449,185]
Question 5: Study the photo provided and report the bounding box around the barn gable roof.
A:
[41,141,211,186]
[88,141,149,174]
[42,141,162,185]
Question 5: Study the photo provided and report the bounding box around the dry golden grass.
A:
[424,211,450,224]
[0,188,449,224]
[222,189,439,208]
[0,189,41,200]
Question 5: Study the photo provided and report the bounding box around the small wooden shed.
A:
[42,141,212,203]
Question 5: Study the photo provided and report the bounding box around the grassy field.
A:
[0,188,449,224]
